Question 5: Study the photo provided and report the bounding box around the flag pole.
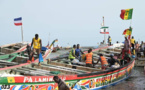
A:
[103,16,106,44]
[130,19,132,27]
[48,33,50,47]
[21,25,24,43]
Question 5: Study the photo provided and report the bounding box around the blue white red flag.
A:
[14,17,22,26]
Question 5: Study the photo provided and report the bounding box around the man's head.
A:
[53,76,60,83]
[110,54,114,58]
[88,48,92,53]
[73,44,76,49]
[99,54,103,57]
[77,44,80,49]
[125,36,127,40]
[132,36,134,39]
[35,34,39,39]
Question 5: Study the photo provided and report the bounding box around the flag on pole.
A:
[123,29,129,36]
[100,26,109,34]
[122,27,132,39]
[120,8,133,20]
[14,17,22,26]
[128,27,132,39]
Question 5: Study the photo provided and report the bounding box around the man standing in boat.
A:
[75,44,84,61]
[108,54,120,68]
[124,36,131,55]
[108,36,112,46]
[85,48,94,67]
[140,41,145,57]
[30,34,42,61]
[69,45,77,61]
[130,36,135,53]
[96,54,109,70]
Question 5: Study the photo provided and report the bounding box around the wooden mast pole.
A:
[21,25,24,43]
[103,16,106,44]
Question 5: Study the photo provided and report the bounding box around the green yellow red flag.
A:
[120,8,133,20]
[7,77,15,83]
[123,27,132,39]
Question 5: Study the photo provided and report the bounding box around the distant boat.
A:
[0,42,28,55]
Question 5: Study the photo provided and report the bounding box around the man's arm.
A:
[40,39,42,50]
[96,58,101,64]
[84,56,86,61]
[92,56,95,64]
[115,59,120,65]
[80,49,84,54]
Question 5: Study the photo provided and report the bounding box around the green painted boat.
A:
[0,53,18,62]
[0,39,58,68]
[0,42,28,55]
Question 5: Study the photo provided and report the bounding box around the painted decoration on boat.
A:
[0,60,134,90]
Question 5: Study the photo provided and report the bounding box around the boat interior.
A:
[0,46,130,77]
[0,43,27,55]
[0,46,47,68]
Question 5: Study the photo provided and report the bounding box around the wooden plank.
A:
[49,61,101,72]
[138,58,145,61]
[41,64,86,73]
[13,46,20,49]
[33,64,78,74]
[13,68,53,76]
[21,67,53,74]
[0,60,18,64]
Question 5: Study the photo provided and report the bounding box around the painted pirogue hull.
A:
[0,53,135,89]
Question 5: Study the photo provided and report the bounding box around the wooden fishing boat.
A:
[0,44,135,90]
[0,39,59,68]
[0,42,28,55]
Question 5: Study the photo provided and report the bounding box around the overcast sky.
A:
[0,0,144,47]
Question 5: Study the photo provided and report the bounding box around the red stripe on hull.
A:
[5,60,135,83]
